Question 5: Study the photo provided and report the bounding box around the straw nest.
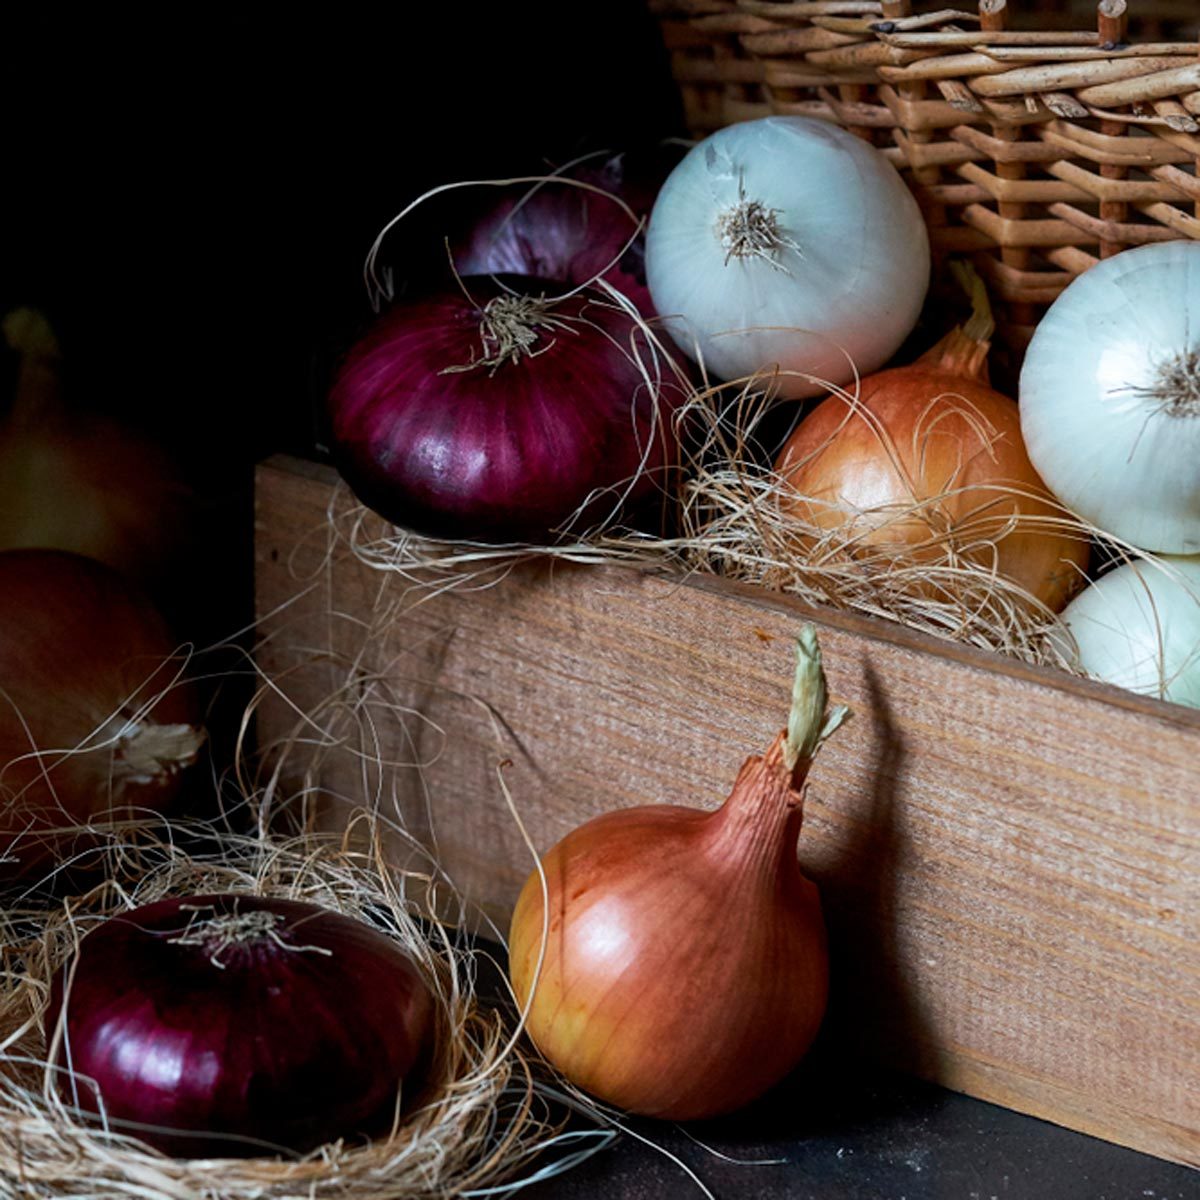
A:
[0,813,610,1200]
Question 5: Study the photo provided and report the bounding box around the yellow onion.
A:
[0,309,194,599]
[774,268,1088,613]
[508,626,848,1119]
[0,549,204,882]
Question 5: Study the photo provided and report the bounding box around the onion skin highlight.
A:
[509,725,830,1120]
[0,550,203,881]
[775,329,1089,614]
[45,894,436,1158]
[327,275,681,544]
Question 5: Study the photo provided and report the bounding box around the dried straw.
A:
[334,345,1106,670]
[340,169,1177,676]
[0,812,615,1199]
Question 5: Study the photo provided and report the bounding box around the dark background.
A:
[2,3,683,644]
[4,4,682,458]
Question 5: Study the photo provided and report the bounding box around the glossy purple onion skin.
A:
[453,189,651,316]
[327,276,681,543]
[450,152,669,317]
[45,894,435,1158]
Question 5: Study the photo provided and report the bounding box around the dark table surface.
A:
[517,1052,1199,1200]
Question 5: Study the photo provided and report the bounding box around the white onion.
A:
[1019,241,1200,554]
[644,116,930,400]
[1054,555,1200,707]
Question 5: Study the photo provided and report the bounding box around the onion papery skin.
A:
[508,734,828,1120]
[45,894,437,1158]
[327,276,682,544]
[645,116,930,400]
[1055,555,1200,706]
[774,366,1090,613]
[1020,241,1200,554]
[0,550,203,882]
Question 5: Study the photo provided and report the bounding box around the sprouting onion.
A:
[508,625,847,1118]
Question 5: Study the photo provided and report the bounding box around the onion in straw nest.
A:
[773,263,1090,616]
[0,813,613,1198]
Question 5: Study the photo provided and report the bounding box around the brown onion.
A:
[0,549,204,880]
[0,308,194,597]
[774,269,1088,613]
[508,626,847,1119]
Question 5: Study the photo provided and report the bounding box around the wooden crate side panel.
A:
[254,457,1200,1167]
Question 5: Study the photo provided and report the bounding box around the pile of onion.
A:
[46,893,436,1157]
[1017,241,1200,707]
[773,266,1089,613]
[327,272,685,544]
[508,625,847,1119]
[0,549,204,881]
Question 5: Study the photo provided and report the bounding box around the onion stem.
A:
[783,624,851,776]
[950,259,996,346]
[167,902,335,969]
[1142,347,1200,418]
[916,260,994,381]
[713,176,800,271]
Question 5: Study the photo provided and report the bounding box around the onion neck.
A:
[2,307,63,431]
[705,626,850,883]
[705,734,804,886]
[917,260,994,383]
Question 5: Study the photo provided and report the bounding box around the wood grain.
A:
[254,455,1200,1168]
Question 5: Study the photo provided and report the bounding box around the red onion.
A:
[327,274,683,543]
[450,154,661,315]
[46,894,437,1157]
[0,550,204,882]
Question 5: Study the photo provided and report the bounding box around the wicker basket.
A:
[650,0,1200,368]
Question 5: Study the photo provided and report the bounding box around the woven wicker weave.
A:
[650,0,1200,361]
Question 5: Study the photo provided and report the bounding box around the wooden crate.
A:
[255,454,1199,1167]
